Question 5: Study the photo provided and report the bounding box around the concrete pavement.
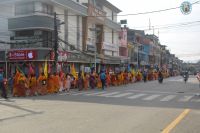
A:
[0,76,200,133]
[0,99,192,133]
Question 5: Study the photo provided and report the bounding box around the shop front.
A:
[7,48,53,78]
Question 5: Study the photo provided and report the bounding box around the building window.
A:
[42,3,53,15]
[15,2,34,15]
[15,30,34,37]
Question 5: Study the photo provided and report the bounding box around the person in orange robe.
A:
[53,72,60,93]
[110,74,116,86]
[13,71,21,97]
[15,74,27,97]
[97,75,102,89]
[29,74,37,96]
[84,73,89,90]
[47,73,54,94]
[106,73,111,87]
[37,72,47,95]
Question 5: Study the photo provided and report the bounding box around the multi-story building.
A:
[81,0,121,71]
[0,0,121,76]
[127,29,150,68]
[119,27,128,63]
[0,0,88,75]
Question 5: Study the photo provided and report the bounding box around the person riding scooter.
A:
[183,71,189,83]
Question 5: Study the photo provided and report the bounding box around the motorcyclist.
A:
[183,71,189,83]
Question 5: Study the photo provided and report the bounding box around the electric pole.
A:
[54,12,58,72]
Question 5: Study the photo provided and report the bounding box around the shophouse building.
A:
[0,0,88,76]
[0,0,122,76]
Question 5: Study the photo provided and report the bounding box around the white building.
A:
[0,0,122,73]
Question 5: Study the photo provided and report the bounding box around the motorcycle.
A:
[183,75,188,83]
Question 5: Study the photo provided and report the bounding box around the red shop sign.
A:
[8,50,37,60]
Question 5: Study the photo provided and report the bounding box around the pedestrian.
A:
[89,72,96,89]
[37,72,47,95]
[77,72,84,91]
[196,72,200,88]
[29,74,37,96]
[8,73,14,95]
[100,71,106,90]
[0,71,8,99]
[143,70,147,82]
[65,73,71,92]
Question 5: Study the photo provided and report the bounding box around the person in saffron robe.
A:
[37,72,47,95]
[97,74,102,89]
[106,72,111,87]
[47,73,54,94]
[53,72,60,93]
[77,72,83,91]
[16,74,27,97]
[29,74,37,96]
[84,73,89,90]
[89,72,96,89]
[13,71,20,97]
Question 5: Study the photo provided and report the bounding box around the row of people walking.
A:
[3,69,168,97]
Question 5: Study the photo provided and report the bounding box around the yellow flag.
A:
[44,59,48,78]
[71,64,77,78]
[82,70,85,79]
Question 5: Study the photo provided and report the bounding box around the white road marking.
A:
[71,91,91,96]
[143,94,161,101]
[97,92,120,97]
[160,95,176,102]
[127,94,147,99]
[191,98,200,102]
[109,93,133,98]
[179,96,194,102]
[84,91,107,96]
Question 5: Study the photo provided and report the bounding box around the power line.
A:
[57,0,200,17]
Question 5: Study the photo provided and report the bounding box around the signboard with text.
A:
[8,50,37,60]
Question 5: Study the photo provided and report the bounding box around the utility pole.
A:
[89,28,98,72]
[54,12,58,72]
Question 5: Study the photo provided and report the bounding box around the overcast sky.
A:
[108,0,200,63]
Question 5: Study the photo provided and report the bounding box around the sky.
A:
[108,0,200,63]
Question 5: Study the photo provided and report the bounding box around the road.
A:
[0,76,200,133]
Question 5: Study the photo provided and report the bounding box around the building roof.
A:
[104,0,122,13]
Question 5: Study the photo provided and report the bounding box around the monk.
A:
[89,72,96,89]
[13,71,20,97]
[47,73,54,94]
[106,73,111,87]
[96,75,102,89]
[84,73,89,90]
[29,74,37,96]
[53,73,60,93]
[15,74,27,97]
[37,72,47,95]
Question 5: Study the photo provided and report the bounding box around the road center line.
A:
[161,109,191,133]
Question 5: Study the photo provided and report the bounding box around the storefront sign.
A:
[8,50,37,60]
[102,42,118,51]
[87,44,96,52]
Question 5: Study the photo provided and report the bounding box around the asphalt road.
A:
[0,76,200,133]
